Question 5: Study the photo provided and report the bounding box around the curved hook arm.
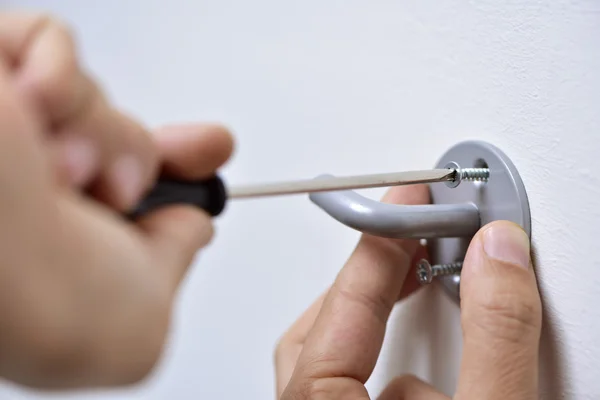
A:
[309,176,480,239]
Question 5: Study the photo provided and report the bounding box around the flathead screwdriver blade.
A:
[228,168,455,199]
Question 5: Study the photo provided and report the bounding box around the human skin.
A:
[276,185,542,400]
[0,12,233,389]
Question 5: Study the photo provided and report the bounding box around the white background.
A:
[1,1,599,399]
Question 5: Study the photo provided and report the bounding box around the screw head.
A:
[444,162,461,188]
[416,259,434,285]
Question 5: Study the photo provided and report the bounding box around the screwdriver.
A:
[127,168,463,219]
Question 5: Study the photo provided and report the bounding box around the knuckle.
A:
[117,112,160,186]
[335,285,392,325]
[281,378,336,400]
[389,374,420,387]
[291,377,360,400]
[32,13,77,57]
[383,374,428,396]
[31,13,76,44]
[17,12,55,33]
[295,352,348,383]
[22,14,81,116]
[50,16,75,38]
[303,379,334,399]
[465,288,542,344]
[280,378,311,400]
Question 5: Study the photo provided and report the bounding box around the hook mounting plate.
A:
[430,140,531,302]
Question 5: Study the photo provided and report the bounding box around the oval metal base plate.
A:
[429,140,531,302]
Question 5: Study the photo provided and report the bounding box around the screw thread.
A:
[432,262,463,277]
[459,168,489,182]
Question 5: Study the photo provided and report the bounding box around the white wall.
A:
[1,1,599,399]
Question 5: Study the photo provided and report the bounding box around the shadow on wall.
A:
[539,305,567,400]
[533,245,568,400]
[380,250,568,399]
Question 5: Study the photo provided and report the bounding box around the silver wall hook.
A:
[309,140,531,303]
[309,184,480,239]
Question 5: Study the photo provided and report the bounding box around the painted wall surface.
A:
[1,1,599,399]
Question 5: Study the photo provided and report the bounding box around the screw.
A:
[444,162,490,188]
[416,259,463,285]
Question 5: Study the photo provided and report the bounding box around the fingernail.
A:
[110,155,143,208]
[483,223,531,269]
[62,137,98,185]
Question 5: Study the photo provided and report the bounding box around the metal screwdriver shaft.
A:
[229,169,456,199]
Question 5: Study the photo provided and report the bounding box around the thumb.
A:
[133,123,232,292]
[137,207,214,292]
[456,221,542,400]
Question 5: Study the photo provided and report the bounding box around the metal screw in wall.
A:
[416,259,463,285]
[444,161,490,188]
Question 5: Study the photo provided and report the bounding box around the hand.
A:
[0,12,233,389]
[276,185,542,399]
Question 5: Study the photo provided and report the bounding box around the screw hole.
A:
[474,158,488,169]
[472,158,489,186]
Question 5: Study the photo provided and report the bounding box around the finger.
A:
[0,50,47,184]
[456,221,542,400]
[154,123,234,179]
[276,246,428,397]
[276,243,427,396]
[0,12,87,126]
[0,11,103,186]
[283,185,430,398]
[0,13,98,185]
[83,110,159,210]
[136,207,214,293]
[52,97,158,210]
[377,375,449,400]
[0,12,158,209]
[275,291,327,397]
[398,243,428,301]
[276,245,428,396]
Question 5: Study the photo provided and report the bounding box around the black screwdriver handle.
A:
[127,175,227,219]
